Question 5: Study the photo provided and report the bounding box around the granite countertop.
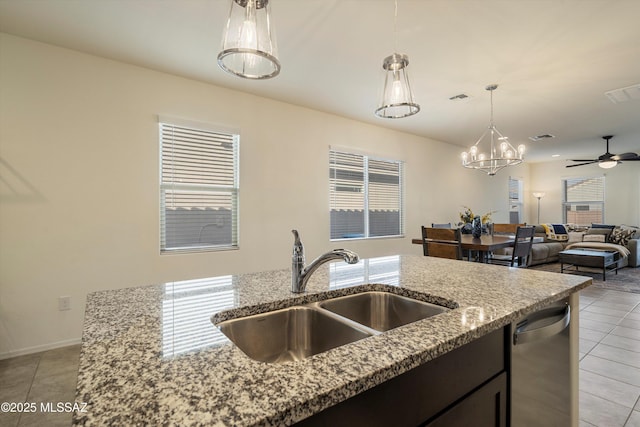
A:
[74,254,591,426]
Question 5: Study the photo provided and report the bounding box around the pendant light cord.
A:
[394,0,398,53]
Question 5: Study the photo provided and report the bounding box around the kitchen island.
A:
[74,255,591,426]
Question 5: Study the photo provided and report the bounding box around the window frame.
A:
[329,149,405,241]
[561,176,605,225]
[159,116,240,254]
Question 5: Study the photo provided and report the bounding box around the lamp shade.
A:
[375,54,420,119]
[217,0,280,79]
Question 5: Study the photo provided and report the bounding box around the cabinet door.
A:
[423,372,507,427]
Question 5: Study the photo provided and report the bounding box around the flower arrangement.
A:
[458,206,494,225]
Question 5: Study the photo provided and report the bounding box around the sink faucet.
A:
[291,229,359,293]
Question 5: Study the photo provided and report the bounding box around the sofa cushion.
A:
[583,234,606,243]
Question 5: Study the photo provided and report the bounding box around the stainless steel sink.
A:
[216,306,372,363]
[215,290,450,363]
[318,291,448,332]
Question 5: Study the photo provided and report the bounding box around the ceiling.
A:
[1,0,640,163]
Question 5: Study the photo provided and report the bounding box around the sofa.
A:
[496,224,640,268]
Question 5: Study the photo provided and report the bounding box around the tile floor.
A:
[0,345,80,427]
[579,286,640,427]
[1,287,639,426]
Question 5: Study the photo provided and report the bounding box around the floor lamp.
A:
[533,192,545,224]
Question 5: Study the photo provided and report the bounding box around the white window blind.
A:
[329,150,403,240]
[508,177,523,223]
[562,176,605,224]
[160,121,239,252]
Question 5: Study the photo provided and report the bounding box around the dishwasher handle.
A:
[513,304,570,346]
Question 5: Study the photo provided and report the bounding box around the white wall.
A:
[529,160,640,226]
[0,33,527,357]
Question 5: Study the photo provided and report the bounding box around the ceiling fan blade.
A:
[569,159,597,162]
[611,152,640,161]
[566,161,597,168]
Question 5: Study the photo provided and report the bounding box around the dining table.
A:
[411,234,519,263]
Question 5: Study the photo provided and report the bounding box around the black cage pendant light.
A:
[217,0,281,79]
[375,0,420,119]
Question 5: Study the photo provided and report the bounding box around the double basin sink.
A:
[214,291,450,364]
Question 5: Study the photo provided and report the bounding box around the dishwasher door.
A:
[511,299,571,426]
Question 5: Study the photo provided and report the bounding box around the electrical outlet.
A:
[58,296,71,311]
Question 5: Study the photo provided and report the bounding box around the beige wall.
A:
[529,161,640,226]
[0,34,528,357]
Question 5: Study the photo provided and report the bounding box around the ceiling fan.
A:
[566,135,640,169]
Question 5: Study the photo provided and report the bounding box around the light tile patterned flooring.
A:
[579,286,640,427]
[0,287,639,426]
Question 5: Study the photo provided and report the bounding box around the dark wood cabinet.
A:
[423,372,507,427]
[296,327,507,427]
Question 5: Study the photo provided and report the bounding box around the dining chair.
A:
[492,223,526,234]
[421,226,463,260]
[431,223,452,229]
[487,226,535,267]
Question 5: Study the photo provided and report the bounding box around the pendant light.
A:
[461,85,525,176]
[375,0,420,119]
[217,0,281,80]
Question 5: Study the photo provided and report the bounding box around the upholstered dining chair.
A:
[488,226,535,267]
[421,226,463,260]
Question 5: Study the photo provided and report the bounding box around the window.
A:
[160,118,239,253]
[329,149,404,240]
[562,176,605,225]
[508,177,523,223]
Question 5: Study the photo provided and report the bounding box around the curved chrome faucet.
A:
[291,230,359,293]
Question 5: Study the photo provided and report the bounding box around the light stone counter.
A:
[73,254,591,426]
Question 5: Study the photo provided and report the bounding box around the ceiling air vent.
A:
[449,93,469,101]
[605,83,640,103]
[529,134,556,142]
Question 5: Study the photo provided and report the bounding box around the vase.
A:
[472,216,482,238]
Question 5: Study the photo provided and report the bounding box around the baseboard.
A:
[0,337,82,360]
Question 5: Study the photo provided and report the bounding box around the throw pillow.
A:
[542,223,569,241]
[621,225,640,240]
[586,225,614,242]
[610,226,636,246]
[583,234,606,243]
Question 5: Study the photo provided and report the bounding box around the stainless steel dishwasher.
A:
[511,298,572,426]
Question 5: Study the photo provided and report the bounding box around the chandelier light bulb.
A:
[518,144,526,157]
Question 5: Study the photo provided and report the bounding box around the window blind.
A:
[508,177,523,224]
[329,150,403,240]
[562,176,605,224]
[160,122,239,252]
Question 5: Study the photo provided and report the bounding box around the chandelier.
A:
[217,0,281,80]
[461,85,525,175]
[374,0,419,119]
